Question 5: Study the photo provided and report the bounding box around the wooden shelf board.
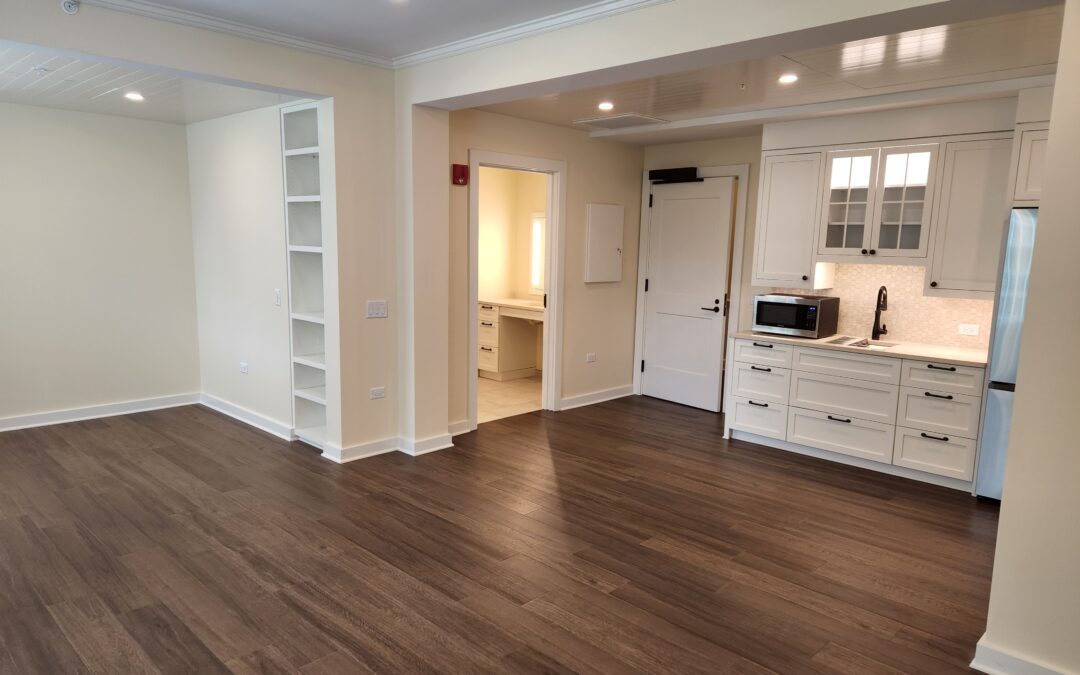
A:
[294,386,327,405]
[292,353,326,370]
[290,311,325,325]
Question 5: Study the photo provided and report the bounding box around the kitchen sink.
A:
[826,336,897,350]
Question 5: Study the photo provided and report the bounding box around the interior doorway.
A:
[468,152,566,429]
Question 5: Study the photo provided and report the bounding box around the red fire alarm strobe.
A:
[452,164,469,186]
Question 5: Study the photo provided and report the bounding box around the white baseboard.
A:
[402,433,455,456]
[449,419,472,436]
[558,385,634,411]
[198,394,293,441]
[972,639,1066,675]
[0,393,200,432]
[325,436,401,464]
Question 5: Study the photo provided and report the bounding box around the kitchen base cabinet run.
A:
[726,337,985,490]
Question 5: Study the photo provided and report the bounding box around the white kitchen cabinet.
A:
[731,362,790,404]
[729,397,788,441]
[893,427,976,481]
[900,360,985,396]
[733,339,794,369]
[753,152,830,288]
[927,138,1012,295]
[787,407,895,464]
[791,347,902,385]
[818,149,878,256]
[897,387,982,439]
[1013,127,1049,203]
[789,370,899,425]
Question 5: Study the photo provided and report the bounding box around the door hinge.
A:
[644,278,649,292]
[641,360,645,373]
[723,293,730,317]
[648,194,653,208]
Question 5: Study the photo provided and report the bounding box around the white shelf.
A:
[295,386,327,405]
[295,425,327,449]
[288,245,323,254]
[291,311,325,325]
[293,353,326,370]
[285,146,319,157]
[286,195,321,203]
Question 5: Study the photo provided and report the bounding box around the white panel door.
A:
[642,177,735,411]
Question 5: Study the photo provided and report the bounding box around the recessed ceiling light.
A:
[124,91,145,102]
[598,101,615,112]
[778,73,799,85]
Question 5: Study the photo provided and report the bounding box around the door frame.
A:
[632,164,749,407]
[467,150,568,431]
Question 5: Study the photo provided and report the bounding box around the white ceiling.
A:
[0,43,302,124]
[84,0,652,66]
[480,5,1063,142]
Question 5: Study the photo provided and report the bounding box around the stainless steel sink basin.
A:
[826,336,897,350]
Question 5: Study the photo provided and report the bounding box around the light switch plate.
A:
[239,362,249,374]
[959,323,980,336]
[366,300,388,318]
[274,288,281,306]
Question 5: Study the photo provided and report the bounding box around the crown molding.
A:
[390,0,672,68]
[81,0,670,71]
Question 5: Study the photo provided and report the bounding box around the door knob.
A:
[700,306,720,313]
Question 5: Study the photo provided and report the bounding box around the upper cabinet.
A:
[1012,125,1049,203]
[753,151,833,289]
[818,144,937,261]
[927,138,1012,296]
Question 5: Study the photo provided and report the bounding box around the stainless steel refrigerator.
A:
[976,208,1038,501]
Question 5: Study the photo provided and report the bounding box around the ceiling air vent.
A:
[573,113,668,130]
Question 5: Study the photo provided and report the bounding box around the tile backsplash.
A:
[772,264,994,350]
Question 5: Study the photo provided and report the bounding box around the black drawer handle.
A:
[480,346,493,352]
[752,342,774,349]
[924,392,954,400]
[927,364,957,372]
[480,321,493,327]
[921,432,950,442]
[481,305,494,310]
[748,401,768,408]
[827,415,852,424]
[750,366,772,372]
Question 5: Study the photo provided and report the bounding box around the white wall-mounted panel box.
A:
[585,203,624,283]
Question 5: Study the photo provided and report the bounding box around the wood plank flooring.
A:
[0,396,998,674]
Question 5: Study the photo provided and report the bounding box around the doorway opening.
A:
[468,152,566,429]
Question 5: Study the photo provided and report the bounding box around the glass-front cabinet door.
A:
[871,144,938,258]
[819,150,878,256]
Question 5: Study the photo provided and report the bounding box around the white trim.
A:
[559,386,634,411]
[402,434,456,457]
[197,394,293,441]
[633,165,749,407]
[971,640,1065,675]
[468,151,568,432]
[0,393,199,432]
[81,0,669,71]
[449,419,472,436]
[323,437,401,464]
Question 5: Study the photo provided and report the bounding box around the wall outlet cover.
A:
[586,353,597,363]
[369,386,386,400]
[239,362,249,374]
[959,323,980,336]
[366,300,389,318]
[274,288,282,306]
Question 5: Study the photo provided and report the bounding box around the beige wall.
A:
[478,167,548,300]
[644,135,764,332]
[0,102,199,423]
[187,106,292,430]
[449,110,644,424]
[979,0,1080,671]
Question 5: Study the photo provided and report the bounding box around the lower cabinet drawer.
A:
[733,339,793,368]
[788,371,899,425]
[893,426,976,481]
[478,345,499,371]
[897,387,981,439]
[478,303,499,322]
[729,397,788,441]
[731,362,790,404]
[478,319,499,345]
[786,407,895,464]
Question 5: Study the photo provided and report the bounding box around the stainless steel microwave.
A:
[752,294,839,339]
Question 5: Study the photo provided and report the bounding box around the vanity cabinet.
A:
[752,152,830,289]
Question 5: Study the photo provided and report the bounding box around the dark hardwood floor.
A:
[0,396,998,674]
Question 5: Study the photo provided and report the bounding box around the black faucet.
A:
[872,286,888,340]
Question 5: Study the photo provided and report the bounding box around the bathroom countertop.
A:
[732,331,988,367]
[481,297,544,310]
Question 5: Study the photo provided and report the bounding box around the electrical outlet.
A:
[586,353,597,363]
[959,323,980,336]
[274,288,281,306]
[366,300,388,318]
[369,386,386,400]
[239,362,249,374]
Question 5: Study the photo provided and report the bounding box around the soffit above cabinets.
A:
[479,6,1062,139]
[0,43,302,124]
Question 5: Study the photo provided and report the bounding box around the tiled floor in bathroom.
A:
[477,374,542,423]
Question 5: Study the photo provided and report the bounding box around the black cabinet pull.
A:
[927,364,956,372]
[748,401,768,408]
[480,346,493,352]
[924,392,954,400]
[861,249,868,255]
[480,321,493,327]
[700,306,720,313]
[869,249,877,255]
[921,432,951,442]
[481,304,494,310]
[752,342,774,349]
[827,415,852,424]
[801,275,809,281]
[930,281,938,288]
[750,365,772,372]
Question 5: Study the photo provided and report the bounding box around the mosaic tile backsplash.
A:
[771,264,994,350]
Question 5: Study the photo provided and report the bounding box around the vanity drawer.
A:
[792,347,901,385]
[787,407,895,464]
[731,362,790,404]
[478,303,500,323]
[897,387,981,439]
[478,345,498,371]
[478,319,499,346]
[789,371,899,424]
[733,339,793,368]
[893,427,976,481]
[900,360,985,396]
[729,397,788,441]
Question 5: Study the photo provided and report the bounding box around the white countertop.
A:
[732,331,988,367]
[481,298,544,311]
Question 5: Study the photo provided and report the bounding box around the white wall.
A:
[0,102,199,424]
[977,0,1080,672]
[478,166,548,301]
[187,105,292,431]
